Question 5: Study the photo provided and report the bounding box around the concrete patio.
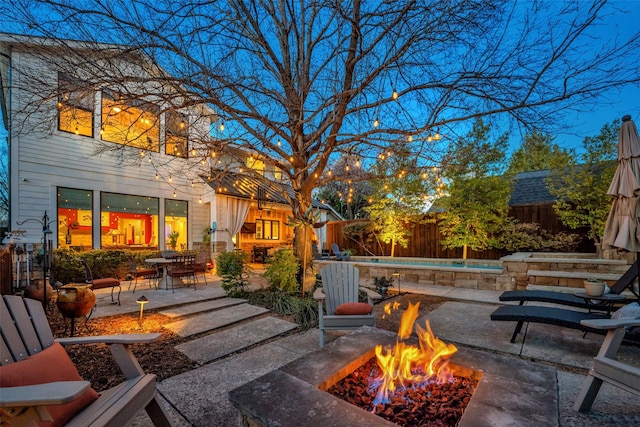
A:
[84,271,640,427]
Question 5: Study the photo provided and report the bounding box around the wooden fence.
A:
[325,204,595,260]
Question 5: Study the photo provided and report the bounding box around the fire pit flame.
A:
[372,302,458,407]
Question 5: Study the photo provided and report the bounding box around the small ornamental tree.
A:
[439,118,511,259]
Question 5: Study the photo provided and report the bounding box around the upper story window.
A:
[165,111,189,158]
[101,90,159,151]
[58,74,94,137]
[247,157,264,175]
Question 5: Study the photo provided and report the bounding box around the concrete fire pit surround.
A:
[229,326,559,427]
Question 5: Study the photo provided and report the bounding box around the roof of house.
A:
[509,170,556,206]
[206,172,341,217]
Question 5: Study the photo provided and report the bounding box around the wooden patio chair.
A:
[313,263,381,347]
[0,295,173,426]
[573,314,640,412]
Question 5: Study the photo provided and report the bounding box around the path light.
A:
[137,295,149,326]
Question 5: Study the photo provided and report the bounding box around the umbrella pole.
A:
[635,253,640,299]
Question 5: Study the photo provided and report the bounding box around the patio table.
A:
[145,257,184,290]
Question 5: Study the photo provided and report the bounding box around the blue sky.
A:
[548,0,640,152]
[1,1,638,157]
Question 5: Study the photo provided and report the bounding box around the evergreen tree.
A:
[508,131,573,175]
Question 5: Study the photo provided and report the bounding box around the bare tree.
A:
[3,0,640,263]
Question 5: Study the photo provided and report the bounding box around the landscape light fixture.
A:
[137,295,149,326]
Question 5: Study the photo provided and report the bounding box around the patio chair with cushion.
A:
[0,295,173,427]
[166,254,196,292]
[313,263,382,347]
[127,255,159,293]
[80,260,122,305]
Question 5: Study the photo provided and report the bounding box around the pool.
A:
[349,256,502,270]
[314,256,505,291]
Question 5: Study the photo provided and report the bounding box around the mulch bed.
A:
[47,292,448,393]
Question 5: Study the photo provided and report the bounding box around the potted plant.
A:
[168,230,180,250]
[583,278,606,297]
[373,276,395,295]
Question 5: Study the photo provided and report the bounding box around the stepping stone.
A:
[164,303,269,337]
[175,316,298,363]
[159,298,247,318]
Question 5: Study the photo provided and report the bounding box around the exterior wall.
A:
[6,46,210,250]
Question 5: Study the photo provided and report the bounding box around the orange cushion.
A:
[334,302,373,315]
[0,342,99,427]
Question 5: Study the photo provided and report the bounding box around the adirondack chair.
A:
[0,295,173,427]
[313,263,381,347]
[573,316,640,412]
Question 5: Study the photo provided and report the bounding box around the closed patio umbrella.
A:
[602,114,640,296]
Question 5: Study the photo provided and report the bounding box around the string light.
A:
[75,125,79,135]
[173,191,177,197]
[392,88,398,100]
[277,139,282,147]
[198,197,202,203]
[155,173,159,180]
[408,135,413,142]
[355,159,360,167]
[168,175,173,182]
[219,121,225,131]
[373,117,379,128]
[191,148,196,156]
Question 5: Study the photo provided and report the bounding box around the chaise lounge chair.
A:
[491,264,640,343]
[498,263,639,311]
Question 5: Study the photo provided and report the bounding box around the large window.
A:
[101,90,159,151]
[58,74,94,137]
[101,193,159,248]
[57,187,93,249]
[165,200,188,250]
[165,111,189,158]
[246,157,264,175]
[256,219,279,240]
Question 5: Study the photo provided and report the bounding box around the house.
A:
[0,32,337,258]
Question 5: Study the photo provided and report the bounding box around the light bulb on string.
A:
[408,135,413,142]
[168,175,173,182]
[373,117,379,128]
[392,88,398,100]
[355,159,360,168]
[277,139,282,147]
[219,121,225,131]
[198,197,202,203]
[155,173,159,180]
[173,191,177,198]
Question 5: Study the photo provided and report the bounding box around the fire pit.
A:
[230,323,560,426]
[325,302,481,426]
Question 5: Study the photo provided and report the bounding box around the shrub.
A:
[263,248,300,293]
[498,223,581,252]
[216,250,250,297]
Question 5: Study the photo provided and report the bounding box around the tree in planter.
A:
[439,118,511,259]
[216,250,250,297]
[365,146,433,257]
